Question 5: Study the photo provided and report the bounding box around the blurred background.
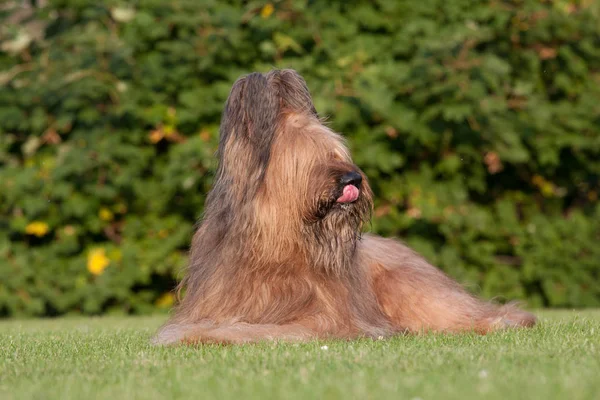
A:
[0,0,599,317]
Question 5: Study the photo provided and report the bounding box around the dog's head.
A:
[214,70,372,268]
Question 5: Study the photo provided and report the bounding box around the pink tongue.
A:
[336,185,359,203]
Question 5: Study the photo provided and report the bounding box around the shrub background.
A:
[1,0,599,317]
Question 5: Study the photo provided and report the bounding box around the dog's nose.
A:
[340,171,362,188]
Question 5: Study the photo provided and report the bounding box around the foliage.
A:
[1,311,600,399]
[0,0,599,316]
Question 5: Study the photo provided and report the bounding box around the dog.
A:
[153,69,535,345]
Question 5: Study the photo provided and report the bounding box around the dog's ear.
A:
[220,72,280,145]
[267,69,318,116]
[218,72,281,174]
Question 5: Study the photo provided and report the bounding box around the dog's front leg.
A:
[153,321,316,345]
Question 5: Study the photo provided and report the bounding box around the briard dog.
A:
[153,69,535,345]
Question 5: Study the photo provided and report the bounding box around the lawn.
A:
[1,310,599,400]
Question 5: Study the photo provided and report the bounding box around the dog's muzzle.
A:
[336,172,362,203]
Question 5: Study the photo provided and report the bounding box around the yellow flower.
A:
[25,221,49,237]
[99,207,114,222]
[260,3,274,18]
[87,248,110,276]
[155,292,174,308]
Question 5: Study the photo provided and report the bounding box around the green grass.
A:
[1,311,599,400]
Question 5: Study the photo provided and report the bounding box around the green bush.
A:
[1,0,599,316]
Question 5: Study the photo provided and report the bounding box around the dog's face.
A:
[290,119,373,225]
[215,70,372,241]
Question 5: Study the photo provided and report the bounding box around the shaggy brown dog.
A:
[153,69,535,345]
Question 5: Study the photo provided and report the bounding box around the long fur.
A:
[153,69,535,345]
